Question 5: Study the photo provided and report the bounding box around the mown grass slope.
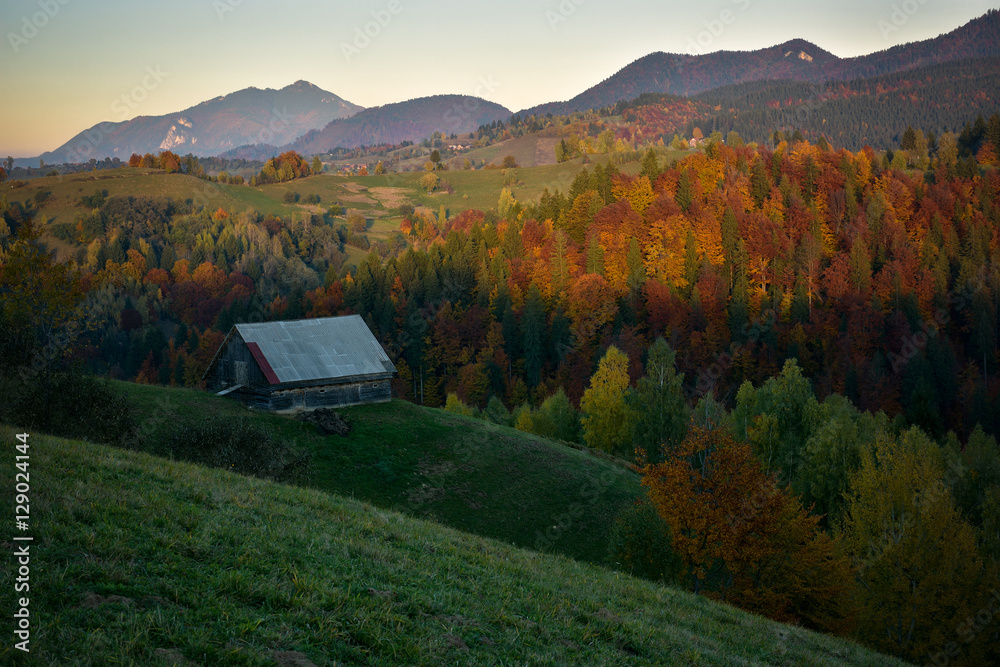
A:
[124,383,639,566]
[0,426,903,665]
[4,168,295,226]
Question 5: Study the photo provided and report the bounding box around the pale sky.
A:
[1,0,995,157]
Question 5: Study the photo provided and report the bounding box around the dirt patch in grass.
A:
[341,194,376,205]
[417,459,456,478]
[534,138,559,166]
[368,186,410,210]
[154,648,191,665]
[270,651,318,667]
[406,484,446,505]
[444,634,469,651]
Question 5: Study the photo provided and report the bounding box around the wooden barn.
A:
[202,315,396,412]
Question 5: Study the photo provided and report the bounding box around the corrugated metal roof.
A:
[235,315,396,385]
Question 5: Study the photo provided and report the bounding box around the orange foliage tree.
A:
[639,427,857,634]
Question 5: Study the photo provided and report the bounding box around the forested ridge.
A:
[523,10,1000,116]
[691,57,1000,149]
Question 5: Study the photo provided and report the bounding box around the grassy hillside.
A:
[5,161,602,262]
[4,169,294,226]
[0,425,903,665]
[124,383,640,566]
[356,158,607,214]
[8,149,684,265]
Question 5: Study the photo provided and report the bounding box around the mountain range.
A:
[29,9,1000,164]
[218,95,513,162]
[522,10,1000,116]
[38,81,361,165]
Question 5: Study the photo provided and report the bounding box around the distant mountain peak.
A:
[284,80,321,91]
[776,38,820,52]
[40,81,364,163]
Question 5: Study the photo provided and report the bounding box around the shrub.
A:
[77,189,109,209]
[483,395,511,426]
[513,404,533,432]
[155,417,309,481]
[283,191,300,203]
[531,389,581,443]
[346,209,367,232]
[444,393,476,418]
[420,172,439,192]
[344,231,370,250]
[607,500,682,584]
[50,222,76,241]
[0,371,139,447]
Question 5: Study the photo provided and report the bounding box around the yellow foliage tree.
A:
[693,208,725,267]
[644,215,688,288]
[580,346,633,454]
[612,174,655,215]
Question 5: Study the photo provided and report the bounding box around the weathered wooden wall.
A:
[233,379,392,412]
[207,335,267,391]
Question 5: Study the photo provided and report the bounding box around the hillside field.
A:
[2,147,691,262]
[0,423,903,665]
[124,383,640,566]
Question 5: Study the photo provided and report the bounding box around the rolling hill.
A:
[0,420,905,665]
[282,94,512,155]
[38,81,362,165]
[124,383,641,566]
[523,9,1000,116]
